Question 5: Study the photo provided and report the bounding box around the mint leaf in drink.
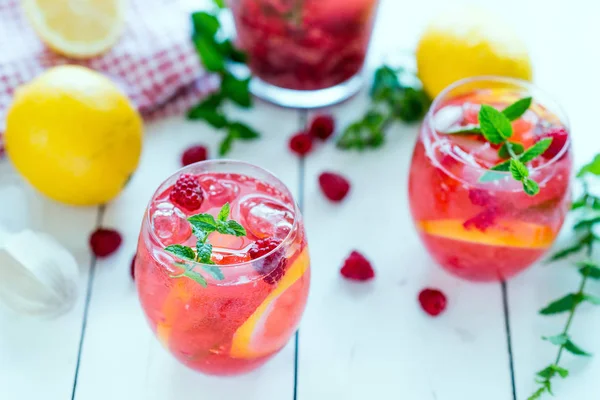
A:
[522,177,539,196]
[509,159,529,181]
[479,105,513,144]
[196,242,214,264]
[479,170,508,182]
[442,126,482,136]
[502,97,532,121]
[191,12,220,37]
[165,245,196,261]
[217,202,230,221]
[202,264,225,280]
[519,138,553,163]
[498,142,524,159]
[577,154,600,177]
[183,269,208,287]
[188,214,218,233]
[540,293,583,315]
[224,220,246,236]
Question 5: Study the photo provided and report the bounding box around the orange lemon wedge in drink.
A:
[417,219,554,249]
[230,248,310,359]
[156,279,192,348]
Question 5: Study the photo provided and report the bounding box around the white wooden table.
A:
[2,0,600,399]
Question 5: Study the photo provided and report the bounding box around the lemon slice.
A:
[156,279,192,348]
[417,219,554,249]
[230,248,310,359]
[21,0,125,59]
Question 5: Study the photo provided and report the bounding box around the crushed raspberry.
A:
[418,288,447,316]
[181,145,208,166]
[463,207,500,232]
[169,173,203,211]
[130,255,136,280]
[340,251,374,281]
[249,238,286,285]
[539,128,569,160]
[319,172,350,202]
[289,132,314,156]
[89,228,122,258]
[468,188,494,207]
[309,114,335,140]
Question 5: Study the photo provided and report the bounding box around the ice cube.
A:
[238,195,294,240]
[198,176,240,206]
[151,202,192,246]
[433,105,463,132]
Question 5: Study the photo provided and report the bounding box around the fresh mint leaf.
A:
[442,126,482,136]
[197,93,223,110]
[573,216,600,231]
[370,66,400,102]
[188,214,218,232]
[520,138,553,163]
[537,365,569,379]
[549,242,585,261]
[577,154,600,177]
[582,293,600,305]
[192,35,225,72]
[540,293,582,315]
[183,269,208,287]
[202,264,225,280]
[523,177,539,196]
[509,159,529,181]
[226,220,246,236]
[498,142,525,159]
[187,104,228,128]
[491,159,512,172]
[164,245,196,261]
[395,87,430,122]
[579,261,600,279]
[502,97,532,121]
[564,339,591,356]
[479,170,508,182]
[212,0,225,8]
[191,12,220,37]
[229,122,260,140]
[479,105,513,144]
[542,333,568,346]
[221,72,252,108]
[196,242,214,264]
[217,203,230,221]
[219,133,234,156]
[219,39,247,63]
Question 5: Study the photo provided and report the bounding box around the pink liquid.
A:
[136,170,310,375]
[409,88,572,281]
[229,0,379,90]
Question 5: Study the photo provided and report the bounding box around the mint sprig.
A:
[336,65,430,150]
[187,4,260,156]
[528,155,600,399]
[442,96,551,196]
[164,202,247,286]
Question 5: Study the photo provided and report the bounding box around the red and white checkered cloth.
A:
[0,0,214,152]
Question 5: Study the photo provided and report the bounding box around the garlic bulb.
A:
[0,228,79,317]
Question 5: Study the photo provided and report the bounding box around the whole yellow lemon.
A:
[416,7,533,99]
[5,65,143,206]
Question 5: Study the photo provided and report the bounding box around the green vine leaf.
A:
[539,293,583,315]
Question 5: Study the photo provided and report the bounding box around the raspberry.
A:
[539,128,569,160]
[463,206,500,232]
[89,228,122,258]
[319,172,350,202]
[181,145,208,166]
[249,238,286,285]
[130,255,136,280]
[289,132,314,156]
[169,174,203,211]
[309,114,335,140]
[340,251,374,281]
[468,188,494,207]
[418,288,447,317]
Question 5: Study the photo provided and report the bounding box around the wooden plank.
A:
[72,104,302,400]
[0,162,98,400]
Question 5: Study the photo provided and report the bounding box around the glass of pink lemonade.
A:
[409,77,573,281]
[135,160,310,375]
[228,0,380,108]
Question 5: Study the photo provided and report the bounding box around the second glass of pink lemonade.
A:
[135,160,310,375]
[409,77,573,281]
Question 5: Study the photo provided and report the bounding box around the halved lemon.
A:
[230,248,310,359]
[21,0,125,59]
[417,219,554,249]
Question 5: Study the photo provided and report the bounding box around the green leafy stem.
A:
[336,65,430,150]
[164,202,247,287]
[443,96,553,196]
[187,2,260,156]
[528,154,600,399]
